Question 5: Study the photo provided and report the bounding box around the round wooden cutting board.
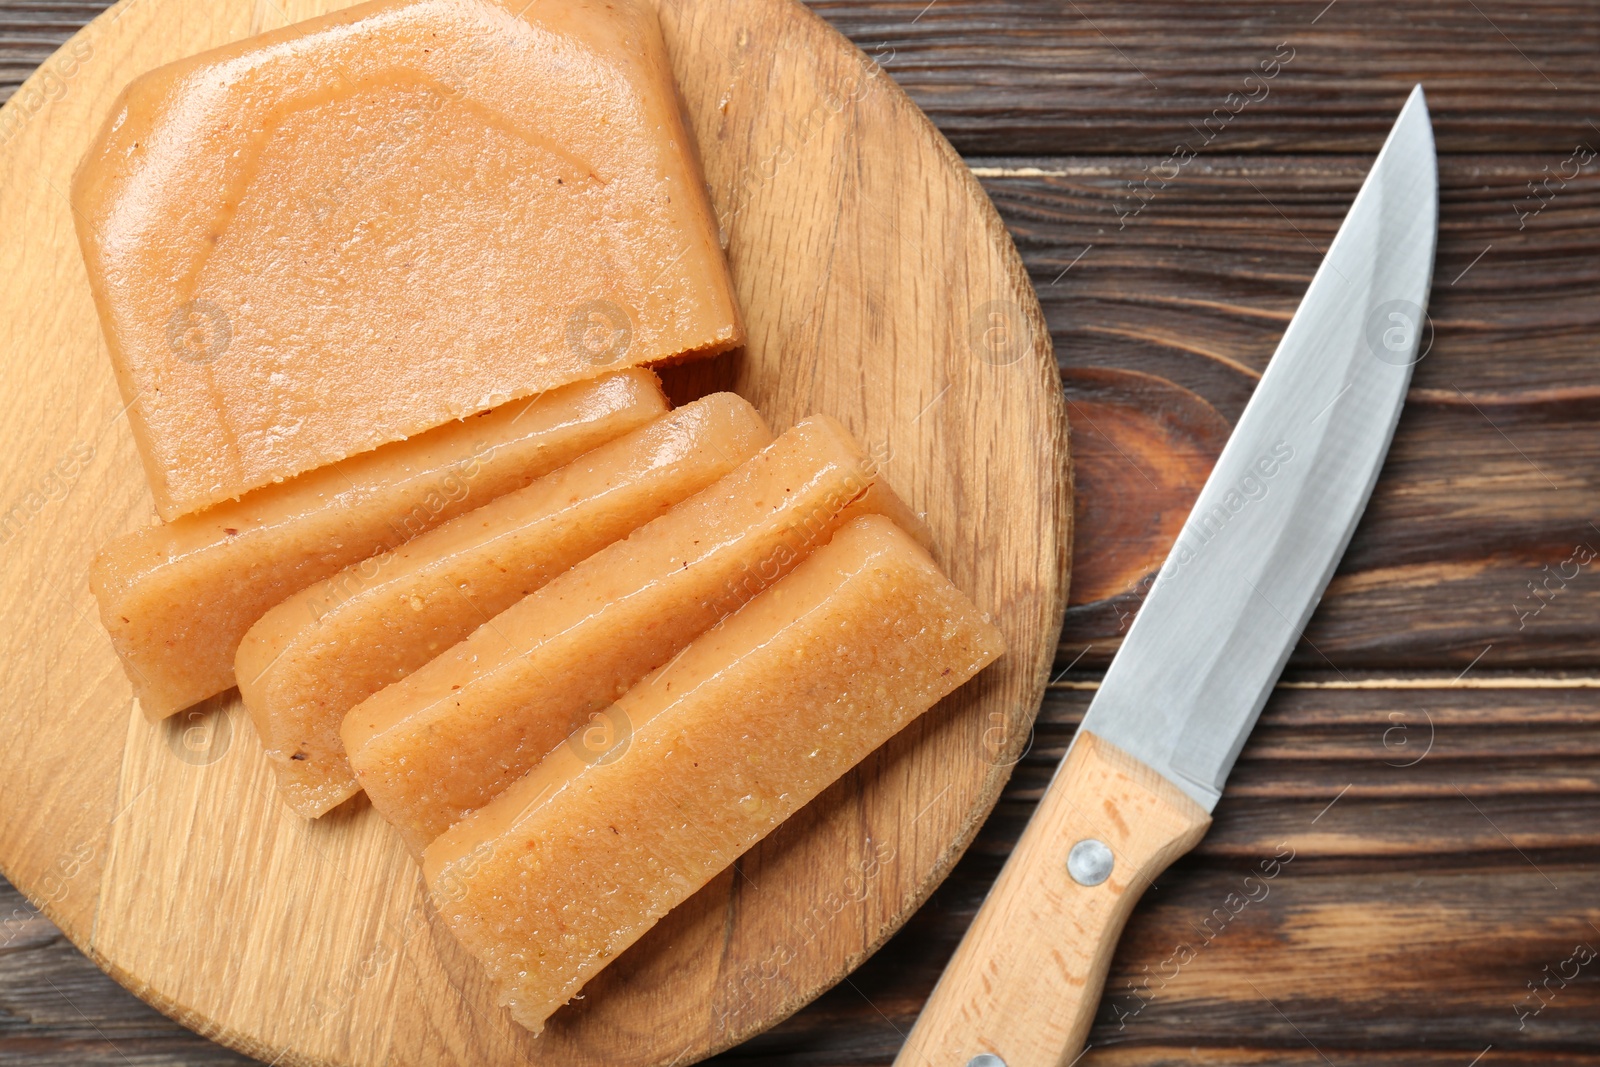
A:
[0,0,1069,1063]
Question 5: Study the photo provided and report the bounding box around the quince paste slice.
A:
[72,0,741,519]
[345,415,928,852]
[423,515,1005,1034]
[91,370,665,721]
[237,393,770,818]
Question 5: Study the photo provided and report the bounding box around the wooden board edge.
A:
[664,3,1073,1059]
[0,0,1074,1061]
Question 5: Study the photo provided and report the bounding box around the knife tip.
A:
[1389,84,1437,173]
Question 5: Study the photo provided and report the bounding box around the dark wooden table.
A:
[3,1,1598,1063]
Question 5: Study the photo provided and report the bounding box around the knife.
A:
[895,86,1438,1067]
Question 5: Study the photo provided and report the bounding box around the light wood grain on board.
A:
[0,0,1068,1063]
[5,0,1600,1064]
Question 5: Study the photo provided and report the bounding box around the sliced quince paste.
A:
[72,0,741,520]
[91,371,665,723]
[423,515,1005,1034]
[237,394,771,819]
[344,415,928,852]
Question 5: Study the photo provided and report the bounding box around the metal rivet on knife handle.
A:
[1067,839,1114,886]
[966,1055,1007,1067]
[893,732,1213,1067]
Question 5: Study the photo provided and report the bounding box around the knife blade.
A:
[895,85,1438,1067]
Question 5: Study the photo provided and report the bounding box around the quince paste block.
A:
[237,393,771,819]
[344,414,928,852]
[91,371,666,722]
[423,515,1006,1034]
[72,0,742,519]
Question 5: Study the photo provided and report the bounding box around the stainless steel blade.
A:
[1078,86,1438,811]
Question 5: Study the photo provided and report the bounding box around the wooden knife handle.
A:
[894,730,1212,1067]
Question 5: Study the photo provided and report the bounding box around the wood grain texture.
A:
[836,0,1600,156]
[0,0,1066,1064]
[896,730,1211,1067]
[10,1,1600,156]
[21,0,1599,156]
[997,155,1600,669]
[5,0,1600,1063]
[6,683,1600,1064]
[727,682,1600,1063]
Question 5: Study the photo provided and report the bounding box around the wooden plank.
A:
[994,155,1600,668]
[1061,371,1600,668]
[989,155,1600,404]
[1014,683,1600,857]
[10,683,1598,1064]
[818,0,1600,156]
[7,2,1600,156]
